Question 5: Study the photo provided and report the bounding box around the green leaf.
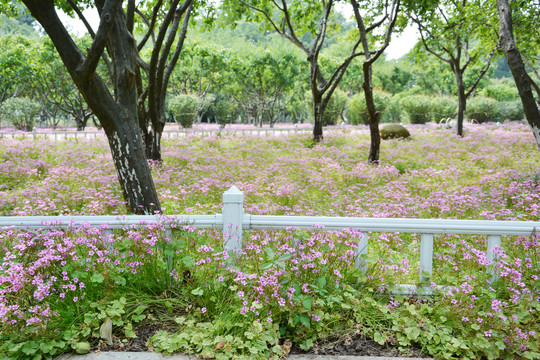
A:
[299,314,311,329]
[39,343,54,354]
[191,287,204,296]
[264,247,275,260]
[278,253,292,261]
[524,351,540,359]
[182,256,195,268]
[124,323,137,338]
[299,338,313,351]
[90,273,105,283]
[302,298,312,311]
[318,277,327,288]
[374,332,385,345]
[133,304,148,315]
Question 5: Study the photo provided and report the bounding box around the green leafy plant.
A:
[0,97,40,130]
[400,94,432,124]
[168,94,200,128]
[466,96,497,123]
[346,90,391,125]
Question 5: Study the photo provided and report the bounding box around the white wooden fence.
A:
[0,126,316,140]
[2,186,538,295]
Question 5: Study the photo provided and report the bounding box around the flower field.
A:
[0,123,539,359]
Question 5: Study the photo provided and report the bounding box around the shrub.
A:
[306,88,348,126]
[400,95,431,124]
[429,96,457,122]
[214,98,236,126]
[0,97,40,130]
[480,83,519,101]
[168,94,200,128]
[346,90,391,125]
[466,96,497,123]
[382,92,406,123]
[494,100,524,122]
[322,89,348,126]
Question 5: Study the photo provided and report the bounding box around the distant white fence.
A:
[0,126,317,140]
[2,186,537,295]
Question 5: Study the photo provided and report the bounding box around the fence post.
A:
[222,186,244,252]
[419,234,434,284]
[487,235,501,281]
[355,232,369,273]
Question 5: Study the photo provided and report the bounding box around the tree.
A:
[496,0,540,151]
[222,0,368,141]
[407,0,499,136]
[31,36,97,130]
[350,0,402,164]
[132,0,196,161]
[230,49,303,127]
[0,34,36,105]
[11,0,162,214]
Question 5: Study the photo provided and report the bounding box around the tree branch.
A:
[465,45,499,98]
[162,0,194,97]
[126,0,135,33]
[66,0,96,38]
[308,0,333,60]
[77,0,123,79]
[412,17,452,64]
[365,0,400,66]
[236,0,307,52]
[137,0,163,51]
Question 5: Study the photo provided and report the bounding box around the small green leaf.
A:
[299,338,313,351]
[318,277,327,288]
[299,314,311,329]
[302,298,312,311]
[191,287,204,296]
[133,304,148,315]
[374,331,385,345]
[278,253,292,261]
[182,256,195,268]
[90,273,105,283]
[264,247,275,259]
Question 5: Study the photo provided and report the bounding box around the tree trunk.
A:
[104,122,161,214]
[310,62,325,142]
[148,127,163,162]
[454,66,466,137]
[497,0,540,151]
[363,63,380,164]
[21,0,162,214]
[313,102,324,142]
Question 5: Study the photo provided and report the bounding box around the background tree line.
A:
[0,5,528,132]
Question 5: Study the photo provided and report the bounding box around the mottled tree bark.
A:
[497,0,540,151]
[22,0,161,214]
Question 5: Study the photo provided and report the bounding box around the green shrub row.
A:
[345,91,524,125]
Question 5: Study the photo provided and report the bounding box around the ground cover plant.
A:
[0,123,539,359]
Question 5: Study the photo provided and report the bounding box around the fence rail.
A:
[0,126,318,140]
[2,186,537,295]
